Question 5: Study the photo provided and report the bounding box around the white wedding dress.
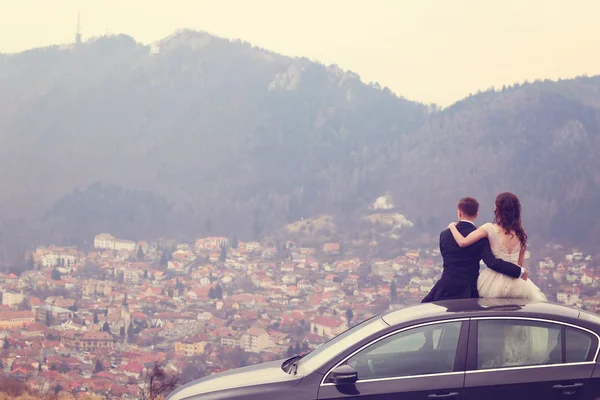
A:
[477,223,547,301]
[477,222,550,367]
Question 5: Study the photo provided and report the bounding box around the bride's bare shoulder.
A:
[479,222,495,231]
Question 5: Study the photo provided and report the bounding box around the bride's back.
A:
[482,222,521,264]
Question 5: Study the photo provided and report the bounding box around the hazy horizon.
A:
[2,0,600,105]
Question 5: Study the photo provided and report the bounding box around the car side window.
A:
[477,320,562,369]
[346,322,462,381]
[566,327,595,363]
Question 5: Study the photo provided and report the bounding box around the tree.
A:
[287,346,294,357]
[345,308,354,326]
[208,287,216,299]
[390,280,398,303]
[26,254,34,269]
[2,339,8,349]
[117,271,124,284]
[294,342,301,354]
[119,326,126,338]
[139,362,179,400]
[123,293,128,306]
[128,322,136,341]
[94,359,104,373]
[93,310,99,324]
[51,269,61,280]
[415,217,424,230]
[252,217,262,240]
[137,245,145,260]
[231,235,238,249]
[219,246,227,262]
[302,341,309,352]
[215,284,223,300]
[102,322,110,333]
[160,252,169,267]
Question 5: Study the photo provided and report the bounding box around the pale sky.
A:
[1,0,599,105]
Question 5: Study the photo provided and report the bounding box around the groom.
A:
[422,197,527,302]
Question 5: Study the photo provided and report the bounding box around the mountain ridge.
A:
[0,30,598,258]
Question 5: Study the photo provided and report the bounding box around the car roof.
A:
[381,298,590,327]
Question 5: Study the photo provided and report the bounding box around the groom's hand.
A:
[521,269,529,280]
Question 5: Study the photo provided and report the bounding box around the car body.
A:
[167,298,600,400]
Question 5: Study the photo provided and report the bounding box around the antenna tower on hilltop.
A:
[75,12,82,46]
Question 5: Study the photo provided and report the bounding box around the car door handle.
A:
[428,393,459,398]
[553,383,583,389]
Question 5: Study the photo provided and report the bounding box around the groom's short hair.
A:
[458,197,479,217]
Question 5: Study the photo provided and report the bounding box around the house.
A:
[221,332,242,348]
[323,243,341,255]
[61,331,114,350]
[199,276,211,286]
[557,286,581,306]
[195,237,229,252]
[310,317,348,337]
[1,291,25,306]
[0,310,35,329]
[35,305,73,325]
[123,269,141,285]
[282,274,297,285]
[94,233,136,251]
[175,334,209,356]
[241,327,271,353]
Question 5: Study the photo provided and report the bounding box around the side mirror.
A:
[330,364,358,385]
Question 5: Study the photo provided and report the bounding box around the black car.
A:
[167,299,600,400]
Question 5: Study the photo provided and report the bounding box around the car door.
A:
[463,317,600,400]
[317,320,468,400]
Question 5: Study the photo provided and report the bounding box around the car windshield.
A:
[295,315,388,375]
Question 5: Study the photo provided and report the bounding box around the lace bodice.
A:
[481,222,521,264]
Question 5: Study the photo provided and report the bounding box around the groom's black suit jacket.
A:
[422,221,522,302]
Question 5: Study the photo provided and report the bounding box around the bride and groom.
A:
[422,193,549,367]
[422,192,547,303]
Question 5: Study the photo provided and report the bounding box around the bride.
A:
[448,192,549,367]
[448,192,547,301]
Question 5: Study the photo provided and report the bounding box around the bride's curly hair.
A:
[494,192,528,248]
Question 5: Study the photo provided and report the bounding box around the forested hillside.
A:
[0,30,599,257]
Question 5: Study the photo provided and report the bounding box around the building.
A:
[94,233,136,252]
[195,237,229,252]
[0,311,35,329]
[311,317,348,337]
[373,194,394,210]
[241,327,271,353]
[35,305,73,325]
[221,332,241,348]
[61,331,114,350]
[123,269,141,285]
[175,335,208,356]
[41,253,77,268]
[1,291,25,307]
[323,243,341,255]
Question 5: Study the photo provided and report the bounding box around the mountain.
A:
[382,77,600,246]
[0,30,599,258]
[0,31,428,256]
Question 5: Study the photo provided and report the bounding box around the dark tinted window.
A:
[566,327,595,363]
[477,320,562,369]
[346,321,462,380]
